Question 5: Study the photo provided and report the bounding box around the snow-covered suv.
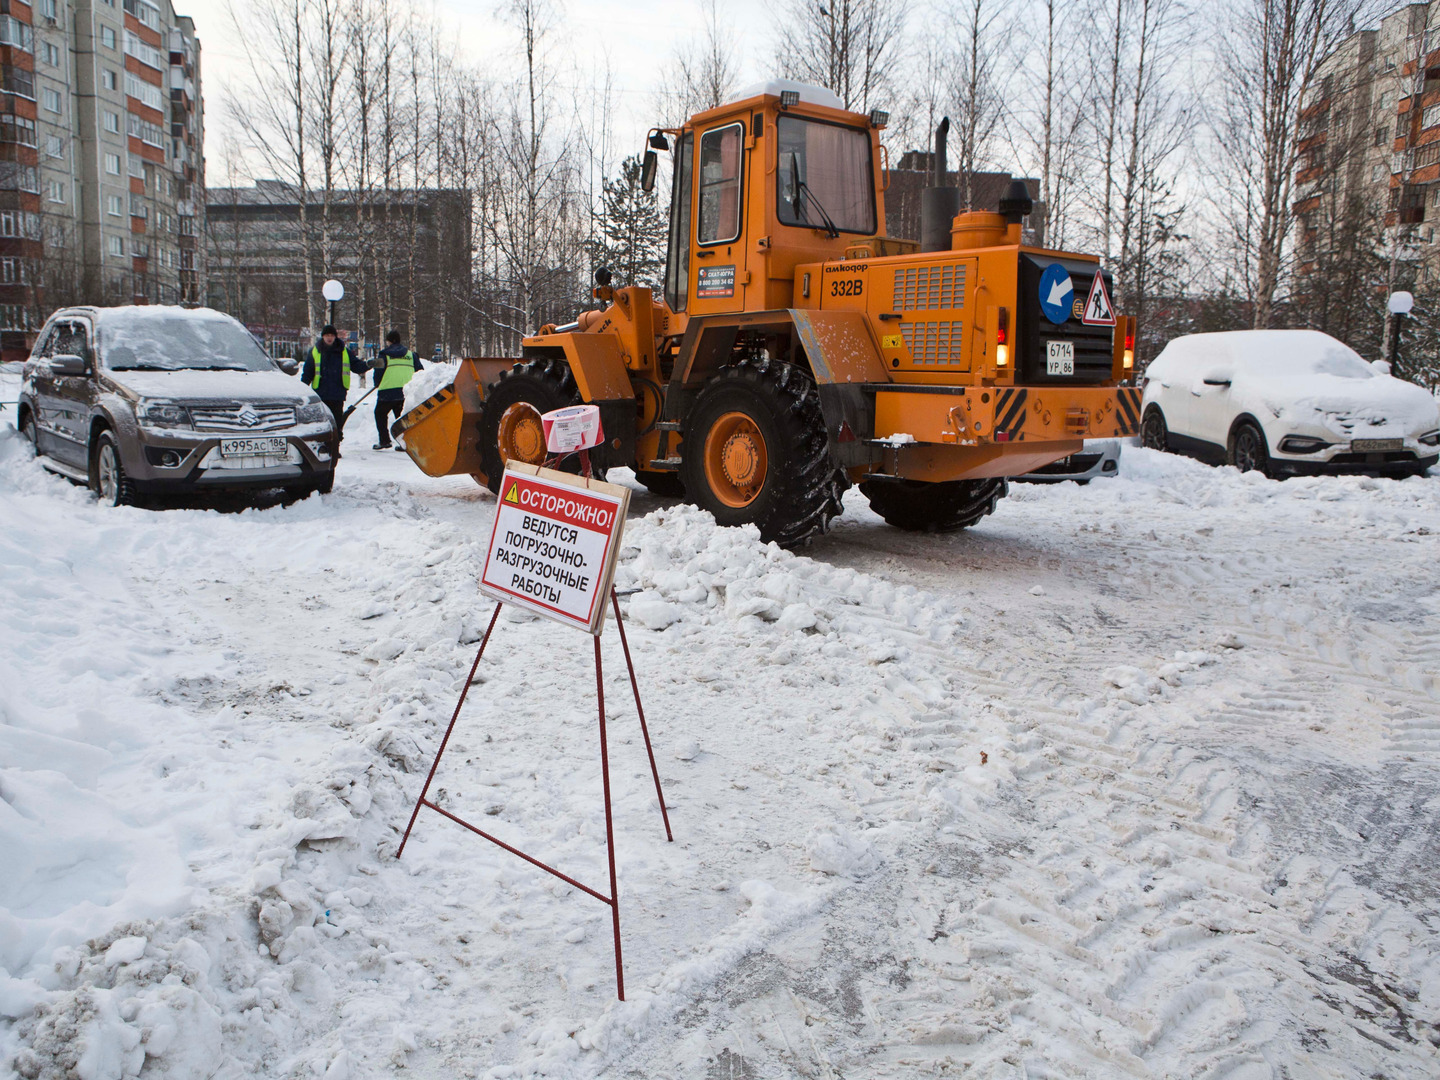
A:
[16,306,338,505]
[1140,330,1439,479]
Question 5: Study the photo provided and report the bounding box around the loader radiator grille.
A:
[899,320,965,364]
[893,264,966,310]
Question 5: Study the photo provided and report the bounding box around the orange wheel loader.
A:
[395,81,1141,546]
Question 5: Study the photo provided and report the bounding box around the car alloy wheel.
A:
[1230,422,1270,477]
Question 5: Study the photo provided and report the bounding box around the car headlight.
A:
[140,402,193,428]
[1278,435,1332,454]
[1420,429,1439,447]
[296,401,332,426]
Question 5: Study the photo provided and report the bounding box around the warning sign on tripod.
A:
[480,461,630,636]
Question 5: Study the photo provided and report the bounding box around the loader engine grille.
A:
[893,264,966,310]
[899,320,964,364]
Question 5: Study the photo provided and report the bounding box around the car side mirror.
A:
[276,357,299,375]
[640,149,658,193]
[49,353,87,376]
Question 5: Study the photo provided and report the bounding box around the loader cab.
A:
[662,81,888,318]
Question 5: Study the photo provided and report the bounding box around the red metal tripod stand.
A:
[396,589,672,1000]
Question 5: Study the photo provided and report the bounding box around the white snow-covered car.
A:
[1140,330,1439,479]
[1014,438,1122,484]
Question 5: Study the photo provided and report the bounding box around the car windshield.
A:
[100,311,277,372]
[776,116,876,234]
[1244,348,1375,381]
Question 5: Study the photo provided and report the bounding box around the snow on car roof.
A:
[1149,329,1375,380]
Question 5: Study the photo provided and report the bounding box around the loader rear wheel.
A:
[680,359,847,547]
[478,359,602,494]
[860,477,1008,533]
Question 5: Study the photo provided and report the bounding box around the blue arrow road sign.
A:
[1039,263,1073,324]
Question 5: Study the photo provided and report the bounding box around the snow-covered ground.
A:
[2,383,1439,1079]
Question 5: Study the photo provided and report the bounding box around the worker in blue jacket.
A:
[301,325,351,453]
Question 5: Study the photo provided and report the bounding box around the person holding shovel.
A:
[370,329,423,450]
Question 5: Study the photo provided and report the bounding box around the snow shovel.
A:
[341,382,381,424]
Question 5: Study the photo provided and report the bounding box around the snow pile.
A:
[2,425,1439,1078]
[402,360,460,414]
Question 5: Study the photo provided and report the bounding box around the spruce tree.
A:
[592,156,668,290]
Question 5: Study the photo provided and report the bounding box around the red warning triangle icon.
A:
[1082,269,1116,326]
[503,482,520,505]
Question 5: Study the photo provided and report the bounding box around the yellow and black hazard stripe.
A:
[993,388,1028,436]
[1115,387,1141,435]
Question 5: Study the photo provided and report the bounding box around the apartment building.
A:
[1294,3,1440,281]
[0,0,203,360]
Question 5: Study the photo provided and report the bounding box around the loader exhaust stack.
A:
[920,117,960,253]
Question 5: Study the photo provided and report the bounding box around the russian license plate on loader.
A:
[1046,341,1074,375]
[220,436,287,457]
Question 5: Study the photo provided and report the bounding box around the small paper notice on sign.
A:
[480,463,630,636]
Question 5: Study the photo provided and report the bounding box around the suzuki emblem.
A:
[237,405,260,427]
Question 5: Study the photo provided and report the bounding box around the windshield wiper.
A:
[787,154,839,239]
[108,364,173,371]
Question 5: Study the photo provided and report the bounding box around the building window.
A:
[130,197,147,218]
[132,0,162,31]
[47,179,65,203]
[1424,104,1440,131]
[42,87,62,114]
[102,69,117,91]
[105,152,121,175]
[101,25,117,50]
[123,30,163,70]
[128,153,145,179]
[1,66,35,100]
[126,113,165,148]
[0,257,24,283]
[0,305,29,331]
[45,133,63,157]
[124,72,164,111]
[39,0,58,18]
[41,42,61,67]
[104,111,120,134]
[0,114,37,147]
[0,162,40,193]
[107,194,123,216]
[0,210,40,238]
[108,235,124,256]
[0,16,34,53]
[1374,163,1389,183]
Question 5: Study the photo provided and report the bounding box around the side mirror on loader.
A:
[641,149,658,193]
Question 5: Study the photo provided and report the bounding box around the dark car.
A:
[16,306,337,505]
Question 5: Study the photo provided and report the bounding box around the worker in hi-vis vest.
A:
[370,329,424,450]
[300,324,351,454]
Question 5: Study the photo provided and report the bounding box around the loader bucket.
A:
[392,358,514,484]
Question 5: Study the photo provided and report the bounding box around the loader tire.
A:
[680,358,847,547]
[477,359,603,494]
[860,477,1008,533]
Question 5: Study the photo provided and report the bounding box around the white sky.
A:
[185,0,779,185]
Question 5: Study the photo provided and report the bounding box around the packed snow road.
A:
[1,400,1437,1079]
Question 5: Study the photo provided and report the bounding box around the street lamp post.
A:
[1388,290,1414,375]
[322,278,344,330]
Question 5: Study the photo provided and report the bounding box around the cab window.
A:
[697,123,743,245]
[665,132,693,313]
[776,116,876,234]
